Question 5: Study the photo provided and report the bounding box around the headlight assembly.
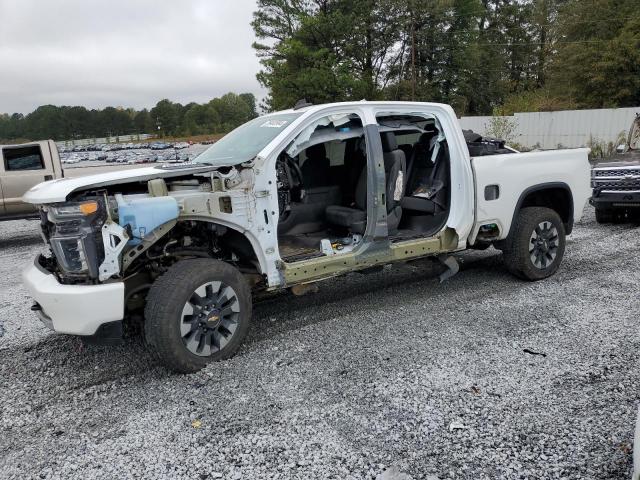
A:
[44,198,105,279]
[49,201,99,218]
[50,236,89,273]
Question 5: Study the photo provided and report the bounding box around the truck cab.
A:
[20,101,591,373]
[0,140,62,219]
[591,113,640,223]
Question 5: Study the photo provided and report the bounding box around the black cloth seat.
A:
[380,132,406,233]
[278,142,341,236]
[326,166,368,233]
[401,195,437,214]
[401,140,448,214]
[300,143,331,187]
[325,205,367,227]
[398,144,413,170]
[325,132,406,234]
[405,130,438,194]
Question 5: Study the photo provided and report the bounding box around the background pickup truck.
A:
[0,140,145,220]
[21,101,592,373]
[591,113,640,223]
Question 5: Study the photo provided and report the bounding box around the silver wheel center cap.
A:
[206,309,221,326]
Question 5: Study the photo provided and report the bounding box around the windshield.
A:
[193,113,301,166]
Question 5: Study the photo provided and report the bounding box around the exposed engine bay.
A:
[37,167,264,321]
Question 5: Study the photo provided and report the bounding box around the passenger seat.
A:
[401,140,448,215]
[325,132,406,234]
[405,130,438,194]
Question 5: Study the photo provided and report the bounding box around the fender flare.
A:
[507,182,574,237]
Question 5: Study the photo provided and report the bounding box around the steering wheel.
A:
[276,154,305,221]
[284,155,304,192]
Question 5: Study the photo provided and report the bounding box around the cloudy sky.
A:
[0,0,265,114]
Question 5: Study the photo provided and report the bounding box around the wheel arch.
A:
[509,182,574,237]
[175,218,266,275]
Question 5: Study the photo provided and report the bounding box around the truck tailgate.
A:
[470,148,591,243]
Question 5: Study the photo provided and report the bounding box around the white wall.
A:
[459,107,639,149]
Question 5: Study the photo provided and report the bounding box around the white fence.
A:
[459,107,639,149]
[56,133,154,148]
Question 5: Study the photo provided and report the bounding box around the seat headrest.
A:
[306,143,327,160]
[417,132,437,146]
[380,132,398,152]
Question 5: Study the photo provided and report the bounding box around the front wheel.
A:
[501,207,566,281]
[145,259,252,373]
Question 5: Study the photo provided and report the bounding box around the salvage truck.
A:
[22,102,591,373]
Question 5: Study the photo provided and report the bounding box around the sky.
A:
[0,0,265,114]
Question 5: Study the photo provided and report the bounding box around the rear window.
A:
[3,146,44,171]
[395,132,421,146]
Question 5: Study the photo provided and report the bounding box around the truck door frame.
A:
[369,103,476,251]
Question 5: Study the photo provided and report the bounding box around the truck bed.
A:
[470,148,592,243]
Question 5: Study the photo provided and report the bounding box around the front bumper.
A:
[590,191,640,208]
[22,256,125,336]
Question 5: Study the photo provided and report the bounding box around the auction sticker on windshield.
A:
[260,120,289,128]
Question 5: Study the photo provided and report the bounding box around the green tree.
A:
[133,109,153,133]
[253,0,404,110]
[183,103,222,134]
[150,99,182,136]
[253,0,623,115]
[210,93,256,130]
[548,0,640,108]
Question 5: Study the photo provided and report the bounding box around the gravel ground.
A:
[0,206,639,479]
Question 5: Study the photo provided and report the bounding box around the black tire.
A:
[595,207,616,224]
[501,207,566,281]
[145,259,252,373]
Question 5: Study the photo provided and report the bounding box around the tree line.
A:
[252,0,640,115]
[0,92,258,142]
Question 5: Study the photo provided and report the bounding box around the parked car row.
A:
[61,148,192,166]
[59,139,216,154]
[59,142,150,153]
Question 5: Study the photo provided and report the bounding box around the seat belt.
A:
[424,139,446,210]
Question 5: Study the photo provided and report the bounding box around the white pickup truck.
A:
[21,101,591,373]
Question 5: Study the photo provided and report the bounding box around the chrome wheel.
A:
[180,281,240,356]
[529,221,559,269]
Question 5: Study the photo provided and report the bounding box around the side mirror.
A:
[616,144,626,154]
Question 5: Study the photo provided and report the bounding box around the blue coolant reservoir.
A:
[116,195,180,245]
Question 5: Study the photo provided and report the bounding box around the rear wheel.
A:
[501,207,566,281]
[145,259,252,373]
